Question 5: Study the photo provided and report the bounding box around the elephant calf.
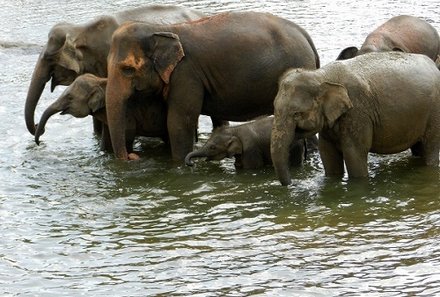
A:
[185,116,315,169]
[271,52,440,186]
[34,74,168,153]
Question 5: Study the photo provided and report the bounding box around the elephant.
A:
[185,116,311,169]
[271,52,440,186]
[337,15,440,60]
[24,4,206,136]
[105,11,320,162]
[34,74,168,154]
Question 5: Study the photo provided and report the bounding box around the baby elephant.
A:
[185,116,312,169]
[34,73,168,152]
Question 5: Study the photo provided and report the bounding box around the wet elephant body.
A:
[25,5,205,136]
[105,11,320,162]
[337,15,440,60]
[185,116,307,169]
[271,52,440,186]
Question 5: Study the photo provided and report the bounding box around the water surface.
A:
[0,0,439,296]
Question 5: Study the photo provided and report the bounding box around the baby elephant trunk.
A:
[185,149,208,166]
[34,98,68,145]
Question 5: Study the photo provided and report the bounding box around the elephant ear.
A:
[152,32,185,84]
[319,82,353,128]
[227,136,243,157]
[88,85,106,113]
[58,34,81,74]
[336,46,358,60]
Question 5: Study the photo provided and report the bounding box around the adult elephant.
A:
[24,5,205,136]
[34,74,167,153]
[337,15,440,60]
[105,11,320,162]
[271,52,440,186]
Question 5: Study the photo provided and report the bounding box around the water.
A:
[1,0,439,296]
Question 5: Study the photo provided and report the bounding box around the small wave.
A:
[0,40,42,53]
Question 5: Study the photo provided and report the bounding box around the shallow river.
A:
[1,0,439,296]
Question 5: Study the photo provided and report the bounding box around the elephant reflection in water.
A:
[25,5,206,136]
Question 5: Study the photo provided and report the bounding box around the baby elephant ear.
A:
[319,82,353,128]
[336,46,358,60]
[227,136,243,157]
[152,32,185,84]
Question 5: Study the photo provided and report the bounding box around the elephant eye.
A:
[121,66,136,77]
[209,145,216,150]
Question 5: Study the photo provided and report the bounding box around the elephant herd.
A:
[26,5,440,186]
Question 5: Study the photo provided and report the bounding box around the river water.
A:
[1,0,439,296]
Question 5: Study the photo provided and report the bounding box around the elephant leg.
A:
[100,124,113,152]
[93,116,103,136]
[421,131,440,167]
[241,152,264,169]
[410,141,423,157]
[289,139,305,167]
[319,136,344,176]
[342,145,369,178]
[167,80,204,162]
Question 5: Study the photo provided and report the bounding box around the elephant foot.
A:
[128,152,140,160]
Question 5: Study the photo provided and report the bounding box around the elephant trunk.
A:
[25,54,52,135]
[34,97,68,145]
[106,70,132,160]
[185,149,208,166]
[271,116,296,186]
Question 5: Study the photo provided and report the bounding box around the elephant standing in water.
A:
[185,116,311,169]
[105,12,320,162]
[34,74,168,153]
[24,5,205,136]
[337,15,440,60]
[271,52,440,186]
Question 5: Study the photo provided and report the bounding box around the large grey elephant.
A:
[337,15,440,60]
[271,52,440,186]
[185,116,309,169]
[34,74,168,153]
[24,5,205,136]
[105,11,320,162]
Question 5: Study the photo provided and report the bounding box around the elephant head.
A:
[271,70,353,185]
[24,22,83,135]
[185,128,242,166]
[72,16,120,76]
[34,74,107,145]
[106,23,184,160]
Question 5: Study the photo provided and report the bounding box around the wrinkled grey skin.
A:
[34,74,168,152]
[25,5,205,136]
[105,12,320,162]
[337,15,440,60]
[271,52,440,186]
[185,116,313,169]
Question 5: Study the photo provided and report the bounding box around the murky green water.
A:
[1,0,439,296]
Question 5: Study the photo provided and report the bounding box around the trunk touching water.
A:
[185,149,209,166]
[270,117,296,186]
[34,98,68,145]
[24,55,52,135]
